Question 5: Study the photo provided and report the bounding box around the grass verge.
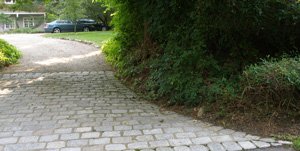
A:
[273,134,300,150]
[294,138,300,151]
[44,31,114,46]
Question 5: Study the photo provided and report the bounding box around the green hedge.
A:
[6,28,43,34]
[102,0,300,106]
[0,39,21,68]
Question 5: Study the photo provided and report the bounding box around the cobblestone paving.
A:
[0,71,289,151]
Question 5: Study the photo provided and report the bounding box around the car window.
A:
[65,21,72,24]
[78,19,96,24]
[56,20,64,24]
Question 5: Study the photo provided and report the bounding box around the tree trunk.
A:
[74,22,77,33]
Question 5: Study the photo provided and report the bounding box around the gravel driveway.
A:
[0,34,111,73]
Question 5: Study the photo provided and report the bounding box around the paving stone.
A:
[175,132,196,138]
[190,145,209,151]
[46,141,66,149]
[124,130,142,136]
[191,137,212,144]
[19,136,39,143]
[238,141,257,150]
[54,128,72,134]
[207,142,226,151]
[75,127,92,133]
[33,130,53,136]
[81,132,100,139]
[271,142,282,146]
[89,138,110,145]
[233,136,249,141]
[102,131,121,137]
[260,138,276,143]
[252,141,271,148]
[232,132,247,137]
[40,135,59,142]
[141,149,155,151]
[278,140,293,145]
[112,137,132,143]
[61,148,81,151]
[94,126,113,132]
[105,144,126,151]
[169,138,192,146]
[133,124,152,130]
[218,129,236,135]
[0,132,13,138]
[211,135,233,142]
[61,133,80,140]
[136,135,154,142]
[149,140,170,148]
[13,131,33,136]
[143,129,163,135]
[4,143,46,151]
[222,141,243,151]
[82,145,104,151]
[245,135,260,140]
[164,128,184,133]
[156,147,174,151]
[114,125,132,131]
[174,146,190,151]
[0,137,18,145]
[67,140,89,147]
[128,142,148,149]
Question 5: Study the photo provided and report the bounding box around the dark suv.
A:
[44,19,103,33]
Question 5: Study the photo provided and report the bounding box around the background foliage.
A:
[45,0,112,27]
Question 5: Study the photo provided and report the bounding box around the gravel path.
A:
[0,34,293,151]
[0,34,111,73]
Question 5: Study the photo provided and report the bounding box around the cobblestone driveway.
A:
[0,35,291,151]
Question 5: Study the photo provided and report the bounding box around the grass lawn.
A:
[44,31,114,46]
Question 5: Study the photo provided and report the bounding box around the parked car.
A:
[44,19,105,33]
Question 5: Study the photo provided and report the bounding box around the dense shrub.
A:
[101,0,300,106]
[241,57,300,115]
[0,39,21,68]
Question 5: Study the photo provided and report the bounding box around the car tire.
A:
[53,28,61,33]
[83,27,90,32]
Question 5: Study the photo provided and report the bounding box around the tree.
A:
[0,14,11,24]
[60,0,84,32]
[9,0,45,12]
[45,0,64,22]
[82,0,113,27]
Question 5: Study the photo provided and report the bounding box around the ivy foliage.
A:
[101,0,300,106]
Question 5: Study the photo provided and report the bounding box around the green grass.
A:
[272,134,300,151]
[44,31,115,46]
[294,138,300,151]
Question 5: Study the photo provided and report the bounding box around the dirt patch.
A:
[154,102,300,138]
